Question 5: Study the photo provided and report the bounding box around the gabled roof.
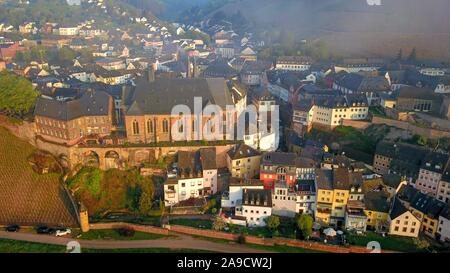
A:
[397,184,420,204]
[333,168,351,190]
[394,86,438,101]
[227,143,260,160]
[201,59,237,78]
[364,191,390,213]
[199,148,217,170]
[126,77,238,115]
[261,152,297,166]
[34,90,111,121]
[382,173,402,189]
[335,72,390,92]
[315,169,333,190]
[420,152,449,173]
[390,197,409,219]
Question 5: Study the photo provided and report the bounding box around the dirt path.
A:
[0,231,273,253]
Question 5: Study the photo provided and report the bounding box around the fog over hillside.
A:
[210,0,450,59]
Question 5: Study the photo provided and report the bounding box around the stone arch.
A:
[83,151,100,168]
[105,150,121,169]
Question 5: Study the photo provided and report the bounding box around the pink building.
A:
[416,153,449,197]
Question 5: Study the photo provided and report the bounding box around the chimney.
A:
[146,66,155,82]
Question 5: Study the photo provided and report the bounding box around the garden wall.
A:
[167,225,239,241]
[343,117,450,139]
[90,222,169,236]
[90,222,391,253]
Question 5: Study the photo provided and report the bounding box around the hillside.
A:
[209,0,450,60]
[0,126,78,227]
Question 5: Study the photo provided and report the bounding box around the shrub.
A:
[212,216,227,231]
[117,228,135,237]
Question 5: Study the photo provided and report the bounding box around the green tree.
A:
[411,134,427,146]
[297,214,313,239]
[0,71,39,117]
[266,215,280,232]
[138,181,154,215]
[55,47,77,64]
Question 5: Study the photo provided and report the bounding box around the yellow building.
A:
[226,144,261,179]
[315,168,353,227]
[364,191,390,231]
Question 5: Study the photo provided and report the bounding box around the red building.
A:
[260,152,297,189]
[0,42,25,60]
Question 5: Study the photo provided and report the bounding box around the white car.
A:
[56,228,72,237]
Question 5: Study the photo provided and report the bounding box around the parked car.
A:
[5,224,20,232]
[55,228,72,237]
[36,225,56,234]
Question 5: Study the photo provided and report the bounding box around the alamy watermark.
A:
[366,0,382,6]
[170,97,280,149]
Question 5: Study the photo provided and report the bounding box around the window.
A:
[147,119,153,133]
[132,120,140,135]
[162,119,169,133]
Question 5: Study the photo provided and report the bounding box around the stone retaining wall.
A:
[89,222,169,235]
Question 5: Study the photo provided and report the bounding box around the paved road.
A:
[0,231,272,253]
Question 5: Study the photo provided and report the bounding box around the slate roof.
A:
[242,188,272,207]
[410,191,435,214]
[295,179,316,193]
[295,156,316,169]
[229,177,264,187]
[261,152,297,166]
[335,72,390,92]
[420,152,449,173]
[201,59,237,78]
[364,191,390,213]
[315,169,333,190]
[227,143,260,160]
[313,94,368,109]
[34,90,111,121]
[390,197,409,219]
[333,168,351,190]
[382,173,402,189]
[126,77,237,115]
[199,148,217,170]
[394,86,438,101]
[277,56,313,65]
[375,141,429,163]
[440,205,450,220]
[442,165,450,183]
[397,184,420,204]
